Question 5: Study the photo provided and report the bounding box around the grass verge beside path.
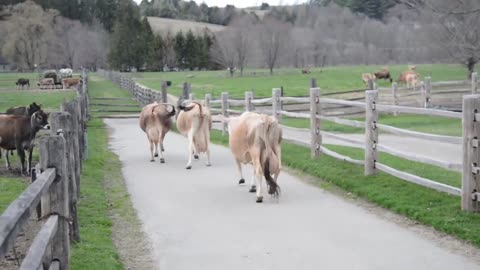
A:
[208,129,480,247]
[0,178,27,213]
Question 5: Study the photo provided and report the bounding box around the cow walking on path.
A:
[139,102,176,163]
[224,112,282,203]
[176,101,212,169]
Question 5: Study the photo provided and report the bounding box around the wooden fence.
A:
[0,71,89,269]
[99,70,480,213]
[201,87,480,212]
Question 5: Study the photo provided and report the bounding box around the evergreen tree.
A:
[184,30,197,70]
[174,31,186,69]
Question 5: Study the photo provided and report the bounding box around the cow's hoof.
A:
[256,197,263,203]
[194,155,199,160]
[186,166,192,170]
[160,158,165,163]
[206,163,211,167]
[249,185,257,193]
[161,147,165,152]
[150,159,155,162]
[239,179,245,184]
[154,153,159,157]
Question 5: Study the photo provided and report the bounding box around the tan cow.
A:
[62,77,82,89]
[406,73,419,89]
[361,73,376,86]
[139,102,176,163]
[224,112,282,203]
[398,70,420,84]
[176,101,212,169]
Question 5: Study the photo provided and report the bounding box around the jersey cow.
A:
[62,77,81,89]
[0,110,50,175]
[139,102,176,163]
[176,101,212,169]
[224,112,282,203]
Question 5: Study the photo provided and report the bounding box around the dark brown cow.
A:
[374,68,393,83]
[0,110,50,175]
[16,78,30,90]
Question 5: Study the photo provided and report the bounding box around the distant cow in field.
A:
[223,112,282,203]
[139,102,176,163]
[361,73,376,87]
[176,101,212,169]
[16,78,30,90]
[301,68,311,74]
[0,110,50,175]
[374,68,393,83]
[398,70,420,84]
[406,73,419,89]
[38,78,54,89]
[62,77,81,89]
[59,68,73,78]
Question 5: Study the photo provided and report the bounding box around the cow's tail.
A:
[258,119,280,198]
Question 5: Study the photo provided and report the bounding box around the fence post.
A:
[221,92,229,135]
[472,72,478,94]
[182,82,191,100]
[49,112,80,242]
[310,78,317,88]
[39,135,70,269]
[424,77,432,108]
[365,90,379,176]
[189,93,195,101]
[462,95,480,212]
[272,88,282,121]
[310,87,321,158]
[367,79,374,90]
[245,91,253,112]
[161,81,168,103]
[392,82,398,116]
[205,93,211,110]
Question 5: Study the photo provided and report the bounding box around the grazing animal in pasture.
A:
[16,78,30,90]
[406,73,419,89]
[139,102,176,163]
[361,73,376,86]
[223,112,282,203]
[301,68,311,74]
[374,68,393,83]
[0,110,50,175]
[176,101,212,169]
[398,70,420,84]
[38,78,55,89]
[62,77,81,89]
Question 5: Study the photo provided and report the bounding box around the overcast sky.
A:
[134,0,308,8]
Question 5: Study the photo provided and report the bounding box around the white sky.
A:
[134,0,308,8]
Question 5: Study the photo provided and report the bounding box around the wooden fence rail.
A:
[0,72,89,269]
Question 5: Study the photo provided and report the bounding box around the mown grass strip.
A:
[208,129,480,247]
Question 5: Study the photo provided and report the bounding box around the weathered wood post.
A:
[272,88,282,121]
[39,135,70,269]
[472,72,478,94]
[182,82,191,100]
[49,112,80,242]
[189,93,195,101]
[245,91,254,112]
[310,87,321,158]
[62,101,82,173]
[365,90,379,176]
[221,92,229,135]
[310,78,317,88]
[161,81,168,103]
[392,82,398,116]
[204,93,211,110]
[367,79,374,91]
[424,77,432,108]
[462,94,480,212]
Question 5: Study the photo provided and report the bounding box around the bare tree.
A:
[256,17,290,75]
[1,1,58,71]
[210,30,236,76]
[228,16,253,76]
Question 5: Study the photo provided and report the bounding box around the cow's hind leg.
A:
[249,166,257,193]
[254,161,263,203]
[17,148,27,175]
[236,160,244,184]
[5,150,11,170]
[186,132,194,169]
[149,140,155,162]
[158,132,165,163]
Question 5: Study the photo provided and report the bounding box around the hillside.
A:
[147,17,226,35]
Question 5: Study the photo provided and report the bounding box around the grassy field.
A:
[0,72,39,88]
[208,129,480,247]
[134,64,479,98]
